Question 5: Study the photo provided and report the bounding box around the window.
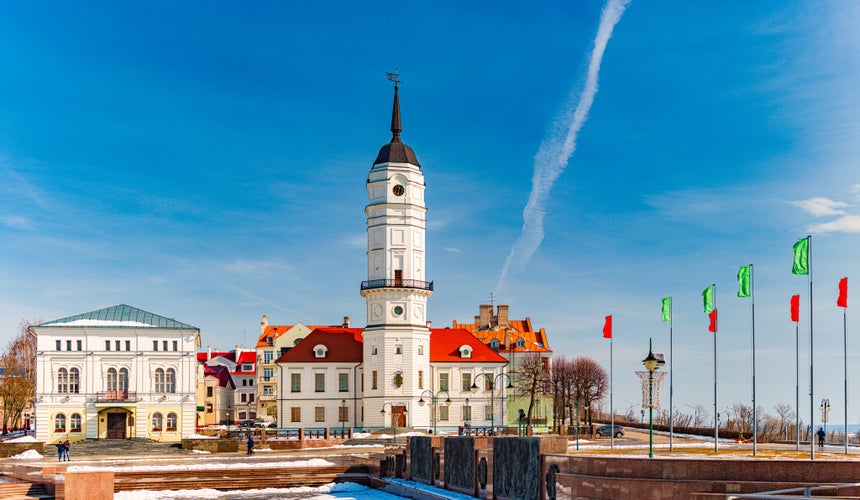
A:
[153,341,158,351]
[439,373,449,392]
[57,368,68,393]
[338,373,349,392]
[395,346,402,354]
[241,393,247,402]
[172,341,178,351]
[315,373,325,392]
[249,379,254,386]
[418,371,423,389]
[249,394,254,402]
[77,340,83,351]
[418,345,424,355]
[166,368,176,393]
[119,368,129,390]
[393,372,403,388]
[206,386,213,397]
[463,405,472,422]
[105,340,111,351]
[155,369,165,393]
[461,373,472,392]
[115,340,121,351]
[163,340,168,351]
[242,379,247,387]
[290,373,301,392]
[372,371,378,390]
[56,340,61,351]
[206,403,213,413]
[152,412,163,431]
[242,364,253,371]
[315,407,325,422]
[107,368,117,391]
[516,338,525,348]
[263,386,274,396]
[485,405,494,420]
[125,340,131,351]
[166,412,177,431]
[339,406,349,422]
[314,345,327,358]
[66,340,72,351]
[372,346,378,355]
[54,413,66,432]
[439,406,449,421]
[484,376,493,391]
[291,407,301,422]
[263,350,273,364]
[69,368,80,393]
[263,368,273,382]
[70,413,82,432]
[490,339,500,351]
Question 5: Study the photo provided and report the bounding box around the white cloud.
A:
[807,214,860,233]
[0,215,33,230]
[444,247,461,254]
[791,197,849,217]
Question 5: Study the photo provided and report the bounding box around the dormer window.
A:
[313,344,328,358]
[458,345,472,359]
[515,338,526,349]
[489,339,500,351]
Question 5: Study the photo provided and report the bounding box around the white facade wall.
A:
[276,362,361,428]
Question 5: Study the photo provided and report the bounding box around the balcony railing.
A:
[96,391,136,403]
[361,279,433,291]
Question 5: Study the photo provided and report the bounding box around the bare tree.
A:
[548,356,576,433]
[0,320,38,433]
[511,353,547,426]
[569,356,608,428]
[774,403,795,441]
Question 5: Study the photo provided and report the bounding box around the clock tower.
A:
[360,78,433,428]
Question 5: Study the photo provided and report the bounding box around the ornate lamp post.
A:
[341,399,347,435]
[820,398,831,437]
[470,372,513,435]
[573,398,588,451]
[418,390,450,436]
[380,402,408,444]
[642,338,664,459]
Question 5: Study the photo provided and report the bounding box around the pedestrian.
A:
[817,427,826,448]
[247,433,254,455]
[63,438,71,461]
[55,441,64,462]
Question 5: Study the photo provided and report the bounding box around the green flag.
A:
[737,265,751,298]
[792,237,809,275]
[661,297,671,323]
[702,285,714,313]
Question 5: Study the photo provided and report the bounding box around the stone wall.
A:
[0,442,46,458]
[181,438,238,453]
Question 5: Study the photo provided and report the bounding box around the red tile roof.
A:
[204,365,235,389]
[453,318,552,354]
[276,327,365,363]
[234,351,257,374]
[255,324,332,348]
[196,351,236,362]
[429,328,509,363]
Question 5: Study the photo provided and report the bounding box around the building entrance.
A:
[107,413,127,439]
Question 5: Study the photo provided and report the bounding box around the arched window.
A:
[54,413,66,432]
[155,369,165,393]
[69,368,80,393]
[152,412,163,431]
[515,338,526,348]
[119,368,129,391]
[489,339,500,351]
[166,412,177,431]
[70,413,82,432]
[57,368,68,393]
[107,368,117,391]
[166,368,176,393]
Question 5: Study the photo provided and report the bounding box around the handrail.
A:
[361,279,433,291]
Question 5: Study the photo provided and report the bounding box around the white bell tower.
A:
[361,74,432,429]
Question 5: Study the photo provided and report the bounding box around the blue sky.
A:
[2,1,860,426]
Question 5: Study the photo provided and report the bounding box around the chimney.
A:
[497,305,509,329]
[474,315,480,325]
[207,346,212,360]
[342,316,350,328]
[260,315,269,335]
[479,304,493,329]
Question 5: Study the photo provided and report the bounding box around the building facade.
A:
[32,304,200,442]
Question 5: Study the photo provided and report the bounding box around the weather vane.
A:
[386,68,401,86]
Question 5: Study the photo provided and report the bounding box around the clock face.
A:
[392,184,405,196]
[393,306,404,316]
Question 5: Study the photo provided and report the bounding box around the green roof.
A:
[39,304,198,330]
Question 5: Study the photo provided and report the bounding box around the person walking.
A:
[246,433,254,455]
[62,438,71,461]
[55,441,64,462]
[816,427,826,448]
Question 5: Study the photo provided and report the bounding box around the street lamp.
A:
[573,398,588,451]
[341,399,347,436]
[380,402,408,444]
[470,372,513,435]
[463,398,471,435]
[820,398,831,437]
[642,338,664,459]
[418,390,450,436]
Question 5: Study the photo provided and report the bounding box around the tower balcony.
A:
[361,279,434,291]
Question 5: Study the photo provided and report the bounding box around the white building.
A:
[32,304,200,442]
[275,82,508,432]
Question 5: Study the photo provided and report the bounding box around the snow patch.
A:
[59,319,155,327]
[10,449,44,460]
[5,435,39,443]
[68,458,335,473]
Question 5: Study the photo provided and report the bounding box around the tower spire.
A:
[386,69,402,143]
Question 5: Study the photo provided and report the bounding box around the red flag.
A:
[790,294,800,322]
[603,315,612,339]
[838,277,848,308]
[708,309,718,333]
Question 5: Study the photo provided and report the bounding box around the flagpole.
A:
[808,235,814,461]
[795,300,800,451]
[842,278,848,455]
[751,264,757,456]
[610,334,614,450]
[713,284,719,454]
[669,299,674,452]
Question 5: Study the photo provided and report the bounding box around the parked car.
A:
[595,424,624,438]
[253,419,276,428]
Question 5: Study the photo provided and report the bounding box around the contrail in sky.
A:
[495,0,631,295]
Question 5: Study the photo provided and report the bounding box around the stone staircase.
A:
[62,438,186,457]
